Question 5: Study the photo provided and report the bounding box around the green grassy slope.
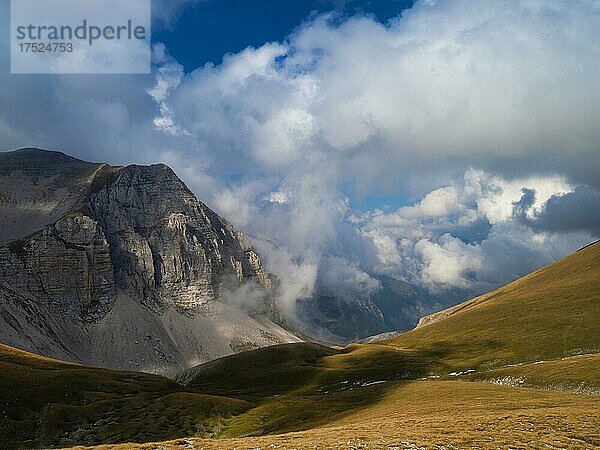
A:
[385,239,600,369]
[70,379,600,450]
[182,242,600,438]
[468,353,600,394]
[0,345,251,449]
[177,343,338,401]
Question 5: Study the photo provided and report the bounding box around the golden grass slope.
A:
[71,381,600,449]
[0,344,252,449]
[385,240,600,369]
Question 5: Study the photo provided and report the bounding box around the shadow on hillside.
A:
[186,340,470,437]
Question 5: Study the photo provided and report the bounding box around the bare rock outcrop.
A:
[0,213,116,320]
[0,148,295,375]
[0,148,102,244]
[86,163,274,313]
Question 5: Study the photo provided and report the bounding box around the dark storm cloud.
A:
[515,186,600,237]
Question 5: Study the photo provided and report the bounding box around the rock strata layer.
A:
[0,149,296,375]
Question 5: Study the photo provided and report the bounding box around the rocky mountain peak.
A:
[0,148,275,320]
[86,161,274,313]
[0,149,299,375]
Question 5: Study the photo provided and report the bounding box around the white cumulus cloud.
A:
[1,0,599,317]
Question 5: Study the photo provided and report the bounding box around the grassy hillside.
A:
[385,239,600,369]
[177,242,600,438]
[177,343,339,401]
[82,381,600,449]
[468,353,600,395]
[0,345,251,449]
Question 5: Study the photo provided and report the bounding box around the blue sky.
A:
[155,0,415,71]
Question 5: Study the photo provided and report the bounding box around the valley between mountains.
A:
[2,242,599,449]
[0,149,598,449]
[74,239,599,449]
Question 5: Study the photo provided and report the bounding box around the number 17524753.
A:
[19,42,73,53]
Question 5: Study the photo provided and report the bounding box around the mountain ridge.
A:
[0,148,301,376]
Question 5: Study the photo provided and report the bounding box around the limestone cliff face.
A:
[0,149,275,321]
[86,163,274,312]
[0,213,116,320]
[0,149,293,375]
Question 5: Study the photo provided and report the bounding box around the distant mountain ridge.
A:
[296,274,459,343]
[0,148,300,375]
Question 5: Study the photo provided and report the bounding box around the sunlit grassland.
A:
[73,381,600,449]
[179,242,600,439]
